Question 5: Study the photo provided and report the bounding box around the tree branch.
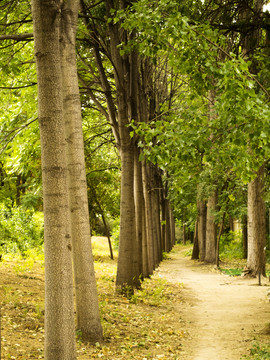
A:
[0,82,37,90]
[0,118,38,155]
[0,33,33,41]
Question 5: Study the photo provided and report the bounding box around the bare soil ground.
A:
[157,248,270,359]
[1,240,270,359]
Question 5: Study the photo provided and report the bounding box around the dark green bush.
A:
[0,204,44,257]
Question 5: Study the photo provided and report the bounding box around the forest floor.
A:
[1,238,270,359]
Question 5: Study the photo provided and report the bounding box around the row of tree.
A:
[124,0,270,277]
[1,0,177,358]
[1,0,270,359]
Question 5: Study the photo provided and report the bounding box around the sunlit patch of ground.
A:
[1,238,187,359]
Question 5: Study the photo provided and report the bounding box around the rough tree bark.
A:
[247,166,266,277]
[191,220,200,260]
[197,200,207,261]
[142,160,155,275]
[32,0,76,358]
[134,147,144,281]
[59,0,103,342]
[241,0,266,278]
[205,191,217,264]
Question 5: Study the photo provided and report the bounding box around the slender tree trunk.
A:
[240,0,266,278]
[32,1,76,358]
[101,214,114,260]
[89,186,114,260]
[216,212,226,268]
[183,224,186,244]
[229,216,234,232]
[150,166,162,266]
[142,160,154,274]
[197,200,207,261]
[247,166,266,277]
[170,206,176,247]
[142,212,149,278]
[205,191,217,264]
[192,220,200,260]
[182,209,186,244]
[154,188,163,263]
[134,147,144,284]
[59,0,103,342]
[162,180,172,253]
[104,0,139,293]
[161,190,166,252]
[165,198,172,252]
[116,143,136,292]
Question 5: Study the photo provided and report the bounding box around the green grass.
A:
[242,342,270,359]
[219,268,243,276]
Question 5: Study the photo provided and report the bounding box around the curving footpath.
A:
[156,248,270,360]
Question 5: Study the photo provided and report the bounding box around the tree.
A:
[31,0,76,357]
[59,0,103,342]
[247,165,266,278]
[78,0,177,293]
[122,0,270,269]
[204,190,217,263]
[197,200,207,261]
[241,0,267,278]
[0,1,41,210]
[32,0,103,355]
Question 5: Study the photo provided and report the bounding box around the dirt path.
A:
[156,249,270,360]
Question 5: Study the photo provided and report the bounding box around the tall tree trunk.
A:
[182,209,186,244]
[161,189,166,253]
[216,212,226,268]
[91,187,114,260]
[197,200,207,261]
[116,143,137,292]
[205,191,217,264]
[150,165,162,266]
[142,212,149,278]
[165,198,172,252]
[104,0,139,293]
[247,166,266,276]
[60,0,103,342]
[32,1,76,358]
[241,0,265,278]
[154,188,162,263]
[170,207,176,247]
[134,147,144,283]
[142,160,155,274]
[182,224,186,244]
[192,220,200,259]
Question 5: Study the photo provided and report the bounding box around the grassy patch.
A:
[219,268,243,276]
[242,342,270,359]
[1,237,187,360]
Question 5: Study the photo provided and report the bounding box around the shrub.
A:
[111,217,120,249]
[219,230,243,259]
[0,204,44,257]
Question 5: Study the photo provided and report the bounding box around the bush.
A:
[242,342,270,359]
[111,217,120,249]
[0,204,44,257]
[219,230,243,259]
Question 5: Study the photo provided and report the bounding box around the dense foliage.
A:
[0,0,270,258]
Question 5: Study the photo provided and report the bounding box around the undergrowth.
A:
[242,342,270,359]
[1,237,270,359]
[1,237,186,360]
